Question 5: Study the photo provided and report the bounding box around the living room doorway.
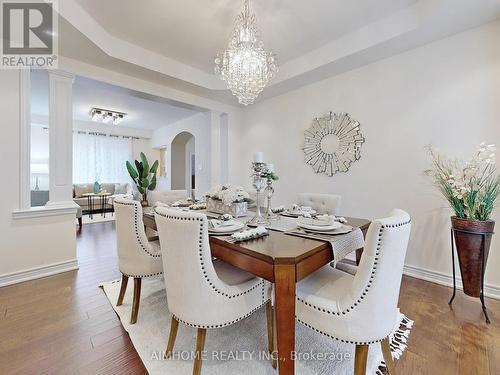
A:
[171,131,196,198]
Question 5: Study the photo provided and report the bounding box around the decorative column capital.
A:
[48,69,75,82]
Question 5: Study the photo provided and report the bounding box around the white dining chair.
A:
[297,193,341,215]
[154,207,273,375]
[113,197,163,324]
[295,209,411,375]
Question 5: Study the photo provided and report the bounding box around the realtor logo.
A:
[1,0,58,68]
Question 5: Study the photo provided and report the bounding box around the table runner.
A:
[284,226,365,266]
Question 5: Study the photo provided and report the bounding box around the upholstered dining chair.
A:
[154,207,273,375]
[297,193,341,215]
[113,197,163,324]
[295,209,411,375]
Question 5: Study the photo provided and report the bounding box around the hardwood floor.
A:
[0,221,499,374]
[0,222,147,375]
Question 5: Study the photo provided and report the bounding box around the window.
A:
[30,70,49,207]
[73,132,133,184]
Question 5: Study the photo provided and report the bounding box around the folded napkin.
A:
[298,214,335,227]
[209,219,236,230]
[290,204,316,216]
[231,226,268,242]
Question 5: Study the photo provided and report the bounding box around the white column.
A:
[220,113,229,184]
[210,111,222,186]
[47,70,77,208]
[19,70,31,209]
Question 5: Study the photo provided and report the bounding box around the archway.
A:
[171,131,195,197]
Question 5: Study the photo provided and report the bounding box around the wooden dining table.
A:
[143,212,370,375]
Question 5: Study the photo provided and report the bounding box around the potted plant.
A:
[425,143,499,297]
[126,152,159,207]
[205,184,251,217]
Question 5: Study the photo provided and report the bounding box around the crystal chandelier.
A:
[214,0,278,106]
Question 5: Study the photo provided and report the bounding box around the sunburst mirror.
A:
[302,112,365,176]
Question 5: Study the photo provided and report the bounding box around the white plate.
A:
[302,225,353,235]
[208,221,244,234]
[298,221,342,231]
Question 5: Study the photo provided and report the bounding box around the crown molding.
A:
[58,0,225,91]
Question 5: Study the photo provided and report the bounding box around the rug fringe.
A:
[376,313,413,373]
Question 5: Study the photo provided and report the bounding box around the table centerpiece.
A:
[205,184,251,217]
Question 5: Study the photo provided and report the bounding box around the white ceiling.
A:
[58,0,500,106]
[73,0,417,73]
[31,70,203,130]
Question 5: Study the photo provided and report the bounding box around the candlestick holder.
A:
[264,177,279,221]
[248,162,270,226]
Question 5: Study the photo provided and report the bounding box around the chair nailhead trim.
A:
[155,210,266,299]
[172,298,271,329]
[114,200,161,258]
[296,318,384,345]
[297,219,411,316]
[121,271,163,278]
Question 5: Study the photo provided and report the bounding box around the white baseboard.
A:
[0,259,79,288]
[403,264,500,300]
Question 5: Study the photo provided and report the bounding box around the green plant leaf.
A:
[137,185,145,195]
[140,153,149,179]
[149,174,157,190]
[126,161,138,180]
[150,160,159,174]
[139,177,149,188]
[135,160,143,178]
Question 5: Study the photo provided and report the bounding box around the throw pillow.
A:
[114,183,127,195]
[74,184,92,198]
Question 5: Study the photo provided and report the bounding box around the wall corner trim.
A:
[403,264,500,300]
[0,259,79,288]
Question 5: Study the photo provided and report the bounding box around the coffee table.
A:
[82,192,112,219]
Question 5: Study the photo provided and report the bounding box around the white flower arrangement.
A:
[425,142,499,221]
[206,184,251,206]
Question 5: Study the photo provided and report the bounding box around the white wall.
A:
[230,21,500,292]
[0,70,77,283]
[152,112,212,198]
[131,138,159,164]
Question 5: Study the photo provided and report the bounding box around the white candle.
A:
[267,163,274,172]
[253,152,264,163]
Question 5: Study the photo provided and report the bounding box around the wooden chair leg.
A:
[354,344,369,375]
[272,306,277,369]
[165,316,179,359]
[192,328,206,375]
[130,278,142,324]
[78,217,82,231]
[381,338,396,374]
[265,301,274,354]
[116,275,129,306]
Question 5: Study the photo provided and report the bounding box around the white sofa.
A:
[73,183,134,211]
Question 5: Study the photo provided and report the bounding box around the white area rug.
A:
[81,214,115,224]
[101,277,413,375]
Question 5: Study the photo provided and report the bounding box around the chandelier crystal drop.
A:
[214,0,278,106]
